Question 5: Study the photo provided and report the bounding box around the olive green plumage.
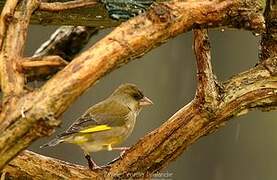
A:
[41,83,152,169]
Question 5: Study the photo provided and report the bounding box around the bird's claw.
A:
[85,154,101,171]
[119,148,130,158]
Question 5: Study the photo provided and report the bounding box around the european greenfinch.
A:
[41,83,153,169]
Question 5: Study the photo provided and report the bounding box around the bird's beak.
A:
[139,96,153,106]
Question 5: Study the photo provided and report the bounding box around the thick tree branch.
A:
[0,0,37,100]
[0,0,269,174]
[0,0,38,132]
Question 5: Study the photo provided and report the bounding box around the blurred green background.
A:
[26,26,277,180]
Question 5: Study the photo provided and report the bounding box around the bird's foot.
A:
[106,147,131,166]
[120,149,129,158]
[111,146,130,158]
[85,154,101,170]
[111,146,130,151]
[106,157,120,166]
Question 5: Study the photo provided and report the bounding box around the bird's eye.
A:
[133,92,143,100]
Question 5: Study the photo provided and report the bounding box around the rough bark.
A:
[3,150,99,179]
[260,0,277,60]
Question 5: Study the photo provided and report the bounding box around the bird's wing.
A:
[58,100,131,137]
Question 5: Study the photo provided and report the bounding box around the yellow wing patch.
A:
[79,125,112,133]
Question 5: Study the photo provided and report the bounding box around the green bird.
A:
[41,83,153,170]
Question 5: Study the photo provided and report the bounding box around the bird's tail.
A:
[40,138,64,148]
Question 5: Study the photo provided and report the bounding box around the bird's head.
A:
[110,83,153,113]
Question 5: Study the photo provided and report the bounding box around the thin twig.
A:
[39,0,97,12]
[22,56,68,69]
[21,56,68,80]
